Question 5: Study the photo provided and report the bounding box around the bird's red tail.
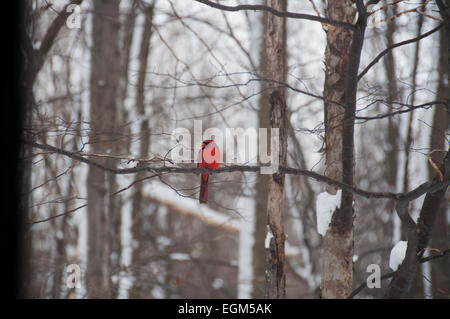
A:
[199,173,209,203]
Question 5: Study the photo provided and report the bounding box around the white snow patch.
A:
[170,253,190,261]
[316,190,342,236]
[212,278,225,289]
[265,229,273,249]
[32,41,41,50]
[389,240,408,271]
[422,261,432,298]
[118,198,133,299]
[152,286,165,299]
[236,182,255,299]
[156,235,172,247]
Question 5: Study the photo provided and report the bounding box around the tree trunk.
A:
[20,0,84,298]
[386,147,450,298]
[87,0,121,299]
[251,1,270,299]
[120,0,138,103]
[429,7,450,298]
[403,4,426,298]
[264,0,287,299]
[321,0,357,299]
[129,2,155,299]
[384,3,400,194]
[382,3,400,246]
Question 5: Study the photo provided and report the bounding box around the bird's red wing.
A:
[211,145,220,170]
[197,148,203,168]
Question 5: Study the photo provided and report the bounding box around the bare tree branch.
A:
[193,0,356,30]
[30,204,88,225]
[349,249,450,298]
[355,100,448,122]
[31,0,84,80]
[25,140,450,202]
[386,147,450,298]
[358,24,443,81]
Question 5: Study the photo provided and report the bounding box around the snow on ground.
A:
[316,190,342,236]
[146,180,243,232]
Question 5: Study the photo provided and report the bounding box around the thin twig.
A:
[193,0,356,30]
[30,204,88,225]
[358,24,443,80]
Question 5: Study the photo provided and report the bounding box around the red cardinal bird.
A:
[197,139,220,203]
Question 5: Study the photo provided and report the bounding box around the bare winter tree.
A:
[264,0,288,299]
[20,0,449,300]
[385,0,450,299]
[86,0,121,298]
[130,1,155,298]
[321,0,357,299]
[253,1,271,299]
[429,0,450,298]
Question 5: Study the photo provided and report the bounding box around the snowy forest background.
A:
[21,0,449,298]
